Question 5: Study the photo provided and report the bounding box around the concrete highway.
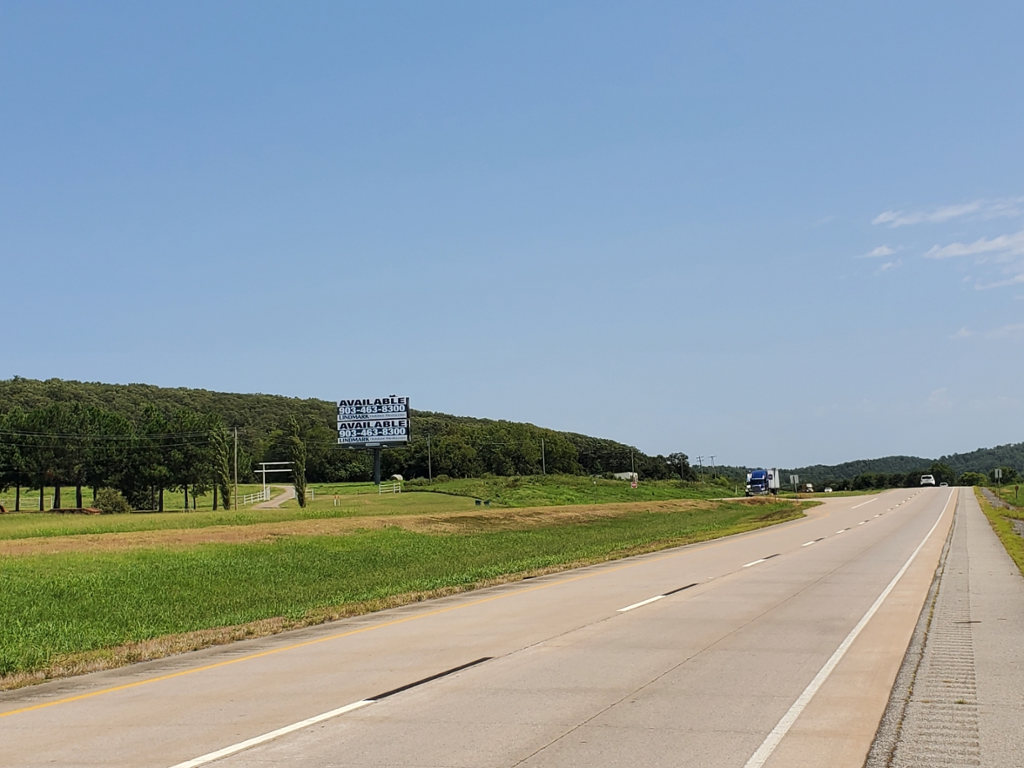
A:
[0,488,959,767]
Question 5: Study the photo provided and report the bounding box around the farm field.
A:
[0,495,813,687]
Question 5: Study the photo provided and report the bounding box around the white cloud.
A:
[975,273,1024,291]
[951,327,973,339]
[876,259,901,274]
[872,197,1024,228]
[924,230,1024,260]
[858,245,896,258]
[985,323,1024,340]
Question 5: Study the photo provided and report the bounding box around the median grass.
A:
[0,497,809,686]
[975,487,1024,576]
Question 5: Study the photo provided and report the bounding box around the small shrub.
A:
[95,488,132,515]
[433,474,451,483]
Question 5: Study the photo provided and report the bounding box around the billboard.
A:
[337,396,410,447]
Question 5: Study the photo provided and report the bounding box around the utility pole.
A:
[708,455,717,480]
[696,455,705,483]
[427,434,432,483]
[233,427,238,511]
[541,437,546,475]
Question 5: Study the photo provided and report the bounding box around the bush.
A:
[957,472,987,487]
[95,488,132,515]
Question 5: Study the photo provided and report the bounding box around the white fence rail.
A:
[378,482,402,495]
[242,488,271,506]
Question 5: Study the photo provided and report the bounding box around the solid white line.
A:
[742,489,954,768]
[168,700,373,768]
[852,498,877,509]
[742,558,767,568]
[617,595,665,612]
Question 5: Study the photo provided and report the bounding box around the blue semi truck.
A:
[746,468,780,496]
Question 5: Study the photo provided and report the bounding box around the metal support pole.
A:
[233,427,238,510]
[427,435,432,483]
[541,437,546,475]
[373,447,382,486]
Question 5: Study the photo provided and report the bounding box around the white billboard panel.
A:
[337,397,410,447]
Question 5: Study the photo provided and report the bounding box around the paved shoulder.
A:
[866,489,1024,768]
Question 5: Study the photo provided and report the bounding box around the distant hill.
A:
[719,445,1024,487]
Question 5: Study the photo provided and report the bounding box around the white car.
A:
[824,487,833,493]
[920,474,936,486]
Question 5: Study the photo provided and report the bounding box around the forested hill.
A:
[0,377,691,483]
[786,444,1024,486]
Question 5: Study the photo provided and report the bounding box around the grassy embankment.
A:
[293,474,738,509]
[975,486,1024,576]
[0,486,814,688]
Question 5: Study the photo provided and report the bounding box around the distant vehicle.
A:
[803,483,814,493]
[940,482,949,487]
[746,468,780,496]
[920,475,936,486]
[824,487,833,493]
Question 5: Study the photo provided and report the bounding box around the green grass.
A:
[975,487,1024,577]
[0,491,479,541]
[993,485,1024,508]
[0,499,807,677]
[397,474,735,507]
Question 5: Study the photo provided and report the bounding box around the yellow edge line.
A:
[0,501,833,720]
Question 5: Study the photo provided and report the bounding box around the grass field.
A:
[993,484,1023,508]
[0,496,811,685]
[391,474,737,507]
[0,490,478,541]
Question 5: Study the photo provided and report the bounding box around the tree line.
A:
[0,378,698,509]
[817,462,1020,491]
[0,402,232,511]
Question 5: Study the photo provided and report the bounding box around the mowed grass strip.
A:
[975,487,1024,576]
[0,499,808,684]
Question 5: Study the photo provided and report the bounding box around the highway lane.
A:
[0,488,954,767]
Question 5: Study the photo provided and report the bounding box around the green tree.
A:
[289,421,307,508]
[989,466,1020,485]
[929,462,956,486]
[957,471,987,486]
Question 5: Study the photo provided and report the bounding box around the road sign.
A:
[337,396,410,448]
[790,474,799,485]
[630,479,638,489]
[995,468,1003,479]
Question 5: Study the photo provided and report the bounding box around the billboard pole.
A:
[373,447,382,486]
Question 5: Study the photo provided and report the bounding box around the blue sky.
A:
[2,1,1022,467]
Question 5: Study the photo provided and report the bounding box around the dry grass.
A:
[0,497,782,558]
